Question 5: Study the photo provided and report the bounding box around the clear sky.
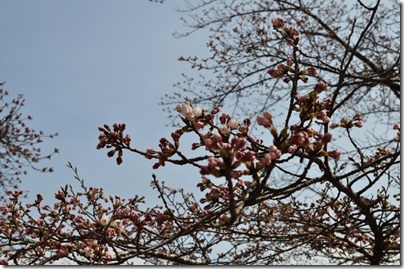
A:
[0,0,209,204]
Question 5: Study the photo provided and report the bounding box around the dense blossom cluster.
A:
[0,86,58,202]
[97,123,131,165]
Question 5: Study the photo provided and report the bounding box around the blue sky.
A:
[0,0,209,204]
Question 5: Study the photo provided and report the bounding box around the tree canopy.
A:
[0,0,400,265]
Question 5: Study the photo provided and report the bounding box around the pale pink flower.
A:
[219,125,229,135]
[193,106,203,117]
[111,220,125,234]
[181,103,193,119]
[123,206,131,215]
[228,118,239,130]
[83,246,94,258]
[100,214,110,226]
[288,145,298,153]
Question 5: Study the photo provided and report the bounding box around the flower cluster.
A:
[97,123,131,165]
[176,102,209,131]
[176,102,203,120]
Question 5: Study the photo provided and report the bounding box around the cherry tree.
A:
[0,83,58,203]
[0,12,399,265]
[163,0,399,125]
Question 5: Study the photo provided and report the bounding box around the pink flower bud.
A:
[330,123,339,129]
[240,151,255,162]
[107,150,115,157]
[328,150,341,160]
[271,17,285,29]
[322,132,332,143]
[307,66,318,76]
[200,166,211,175]
[263,111,272,121]
[314,81,328,92]
[231,171,242,179]
[283,77,291,83]
[232,137,247,150]
[289,28,300,37]
[268,145,277,152]
[353,113,362,121]
[267,69,280,78]
[260,153,272,167]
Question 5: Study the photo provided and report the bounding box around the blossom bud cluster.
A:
[287,126,340,160]
[145,137,178,169]
[393,124,400,142]
[97,123,131,165]
[200,135,252,179]
[294,82,331,123]
[218,113,239,135]
[267,59,317,84]
[176,102,203,120]
[0,177,180,264]
[330,113,363,129]
[271,17,300,46]
[176,103,226,134]
[259,145,282,167]
[257,111,273,128]
[197,177,252,211]
[362,147,394,169]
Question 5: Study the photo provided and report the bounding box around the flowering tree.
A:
[163,0,399,125]
[0,10,400,264]
[0,83,58,203]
